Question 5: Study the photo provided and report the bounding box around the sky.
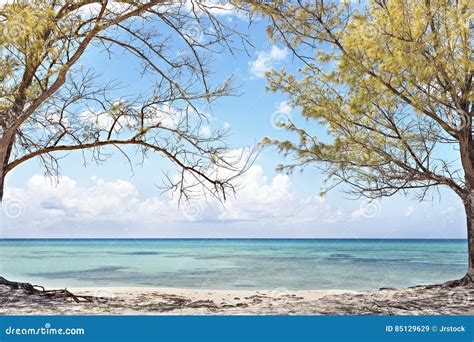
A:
[0,2,467,238]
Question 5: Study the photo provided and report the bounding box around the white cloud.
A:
[2,165,344,237]
[2,171,466,238]
[350,199,382,220]
[276,100,293,115]
[249,45,289,78]
[217,166,343,226]
[199,125,212,138]
[78,103,187,134]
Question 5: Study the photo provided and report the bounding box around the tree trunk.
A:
[0,131,15,202]
[452,117,474,287]
[0,171,4,202]
[464,191,474,281]
[445,192,474,287]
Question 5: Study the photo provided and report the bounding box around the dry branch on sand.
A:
[0,277,94,304]
[1,277,473,315]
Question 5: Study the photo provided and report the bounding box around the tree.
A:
[255,0,473,285]
[0,0,253,205]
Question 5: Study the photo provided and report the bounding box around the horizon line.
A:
[0,237,467,241]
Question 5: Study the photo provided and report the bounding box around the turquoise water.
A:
[0,239,468,290]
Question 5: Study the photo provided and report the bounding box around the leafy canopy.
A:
[257,0,472,200]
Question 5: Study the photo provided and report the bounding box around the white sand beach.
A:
[1,284,473,315]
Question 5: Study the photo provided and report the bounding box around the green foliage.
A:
[257,0,472,200]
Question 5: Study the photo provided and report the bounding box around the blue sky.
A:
[1,5,466,238]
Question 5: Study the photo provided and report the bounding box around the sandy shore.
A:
[1,284,473,315]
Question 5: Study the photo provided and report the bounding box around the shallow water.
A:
[0,239,467,290]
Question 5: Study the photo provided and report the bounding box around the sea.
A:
[0,239,467,290]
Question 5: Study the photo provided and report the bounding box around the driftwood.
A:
[0,277,94,303]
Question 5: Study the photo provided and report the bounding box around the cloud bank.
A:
[1,165,465,238]
[2,164,345,238]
